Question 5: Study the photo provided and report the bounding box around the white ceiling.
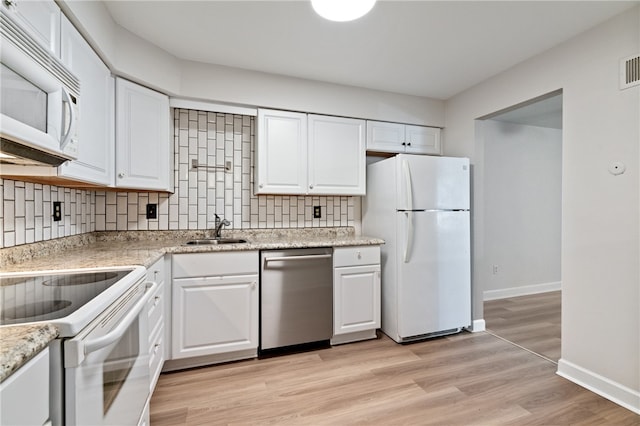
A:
[103,1,637,100]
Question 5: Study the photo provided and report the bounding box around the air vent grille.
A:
[620,54,640,90]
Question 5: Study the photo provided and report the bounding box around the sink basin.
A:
[185,238,248,245]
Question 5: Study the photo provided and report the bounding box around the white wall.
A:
[482,120,562,300]
[445,6,639,410]
[58,0,444,127]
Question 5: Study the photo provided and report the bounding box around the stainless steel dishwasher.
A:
[260,248,333,350]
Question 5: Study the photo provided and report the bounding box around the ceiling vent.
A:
[620,54,640,90]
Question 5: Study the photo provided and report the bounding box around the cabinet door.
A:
[59,17,114,186]
[308,115,365,195]
[115,78,171,191]
[0,348,49,426]
[172,274,258,359]
[255,109,307,194]
[405,125,441,155]
[366,121,405,153]
[2,0,60,57]
[334,265,381,335]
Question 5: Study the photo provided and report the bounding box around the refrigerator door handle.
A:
[404,211,414,263]
[402,159,413,211]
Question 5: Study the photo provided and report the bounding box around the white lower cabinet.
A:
[170,252,259,362]
[332,246,381,344]
[0,348,49,426]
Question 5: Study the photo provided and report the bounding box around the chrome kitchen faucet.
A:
[212,214,231,239]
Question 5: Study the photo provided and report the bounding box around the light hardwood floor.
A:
[150,330,638,425]
[484,291,561,362]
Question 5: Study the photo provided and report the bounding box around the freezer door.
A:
[396,210,471,338]
[396,154,470,211]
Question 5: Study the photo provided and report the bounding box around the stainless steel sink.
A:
[185,238,248,245]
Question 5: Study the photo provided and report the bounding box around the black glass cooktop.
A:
[0,269,133,326]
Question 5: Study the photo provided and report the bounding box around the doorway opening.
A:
[479,91,563,363]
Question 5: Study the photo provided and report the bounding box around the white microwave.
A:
[0,11,80,166]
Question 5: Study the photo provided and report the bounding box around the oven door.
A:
[64,280,156,426]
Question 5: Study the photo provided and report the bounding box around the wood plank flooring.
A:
[150,330,638,425]
[484,291,561,362]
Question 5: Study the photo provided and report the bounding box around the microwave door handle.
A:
[82,281,157,357]
[60,87,75,150]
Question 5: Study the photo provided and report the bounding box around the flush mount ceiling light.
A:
[311,0,376,22]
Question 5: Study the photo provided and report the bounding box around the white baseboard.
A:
[483,281,561,301]
[466,319,486,332]
[557,358,640,414]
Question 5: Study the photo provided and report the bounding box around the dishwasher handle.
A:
[263,254,332,264]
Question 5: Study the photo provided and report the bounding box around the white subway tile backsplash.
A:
[0,180,96,248]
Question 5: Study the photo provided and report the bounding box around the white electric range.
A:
[0,265,154,426]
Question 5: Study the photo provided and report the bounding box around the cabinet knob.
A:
[259,184,264,189]
[401,142,406,146]
[118,172,125,179]
[357,251,362,259]
[407,143,411,146]
[4,0,15,7]
[251,281,257,290]
[309,184,314,189]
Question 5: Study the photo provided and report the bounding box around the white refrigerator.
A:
[362,154,471,342]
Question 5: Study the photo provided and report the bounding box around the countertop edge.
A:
[0,324,59,383]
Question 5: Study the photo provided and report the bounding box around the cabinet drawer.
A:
[146,257,165,283]
[147,281,164,342]
[172,251,259,278]
[334,246,380,268]
[149,324,164,393]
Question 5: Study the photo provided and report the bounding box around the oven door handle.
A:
[66,281,157,366]
[84,281,157,355]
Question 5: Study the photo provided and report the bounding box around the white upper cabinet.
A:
[367,120,441,155]
[405,124,441,155]
[1,0,61,57]
[308,115,365,195]
[255,109,308,194]
[59,16,114,186]
[115,78,171,191]
[256,109,366,196]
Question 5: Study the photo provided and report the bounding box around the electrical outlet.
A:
[313,206,322,218]
[146,203,157,219]
[53,201,62,222]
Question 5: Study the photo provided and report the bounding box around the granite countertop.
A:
[0,324,58,382]
[0,228,384,379]
[1,228,384,273]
